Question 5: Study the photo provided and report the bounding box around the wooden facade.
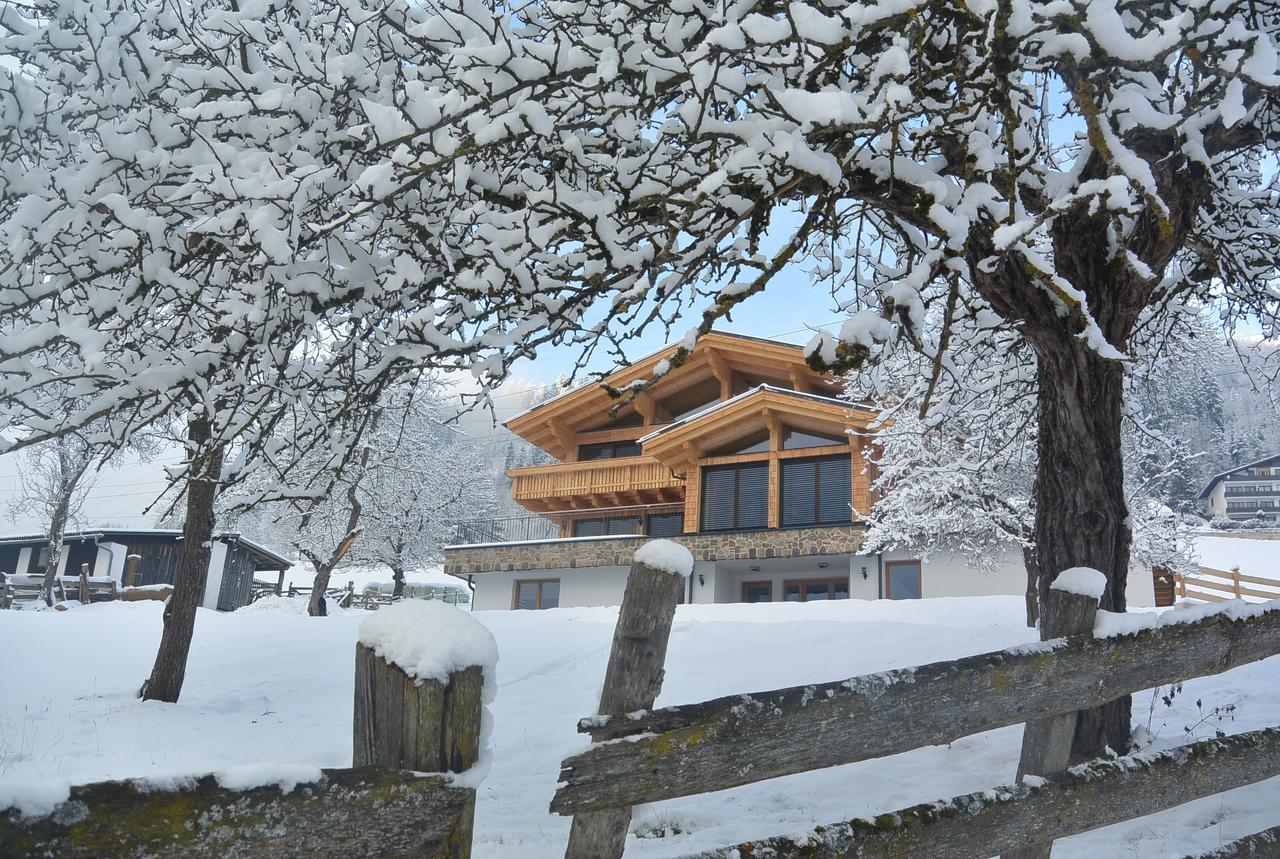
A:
[504,333,878,537]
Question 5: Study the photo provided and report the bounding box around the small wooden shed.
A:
[0,529,292,611]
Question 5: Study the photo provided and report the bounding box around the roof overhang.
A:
[504,332,840,460]
[640,385,877,473]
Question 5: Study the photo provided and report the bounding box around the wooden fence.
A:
[0,634,485,858]
[553,558,1280,859]
[1176,565,1280,604]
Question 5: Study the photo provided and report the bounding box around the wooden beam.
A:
[705,347,733,400]
[551,606,1280,814]
[678,728,1280,859]
[789,364,812,394]
[0,769,472,859]
[551,420,577,462]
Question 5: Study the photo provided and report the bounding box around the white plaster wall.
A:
[470,548,1158,609]
[1207,482,1226,518]
[688,562,717,604]
[472,566,634,610]
[881,547,1027,600]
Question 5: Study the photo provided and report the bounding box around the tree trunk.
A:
[40,499,69,606]
[392,565,406,597]
[1033,344,1132,759]
[141,416,223,703]
[1021,546,1039,629]
[308,565,332,617]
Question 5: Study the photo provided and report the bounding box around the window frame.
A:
[512,578,561,610]
[884,560,923,600]
[740,581,773,603]
[782,576,851,602]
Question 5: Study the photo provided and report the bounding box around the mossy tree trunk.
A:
[141,415,223,703]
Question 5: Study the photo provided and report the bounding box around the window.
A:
[645,512,685,536]
[578,440,642,460]
[701,462,769,531]
[780,427,848,450]
[741,582,772,603]
[780,455,852,527]
[514,579,560,610]
[572,516,641,537]
[707,429,770,457]
[885,561,922,600]
[783,578,850,602]
[28,546,49,573]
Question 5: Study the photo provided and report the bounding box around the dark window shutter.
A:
[646,513,684,536]
[781,459,817,526]
[817,456,852,523]
[701,466,737,531]
[736,463,769,529]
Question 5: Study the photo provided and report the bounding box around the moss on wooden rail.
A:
[678,728,1280,859]
[0,767,472,859]
[554,605,1280,814]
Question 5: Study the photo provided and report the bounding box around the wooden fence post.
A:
[1004,575,1102,859]
[78,564,90,604]
[353,642,484,858]
[122,554,141,588]
[1231,566,1242,598]
[275,568,285,595]
[564,557,685,859]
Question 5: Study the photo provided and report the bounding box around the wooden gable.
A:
[505,332,839,461]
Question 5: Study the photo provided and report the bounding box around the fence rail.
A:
[1176,565,1280,603]
[553,604,1280,814]
[683,727,1280,859]
[553,553,1280,859]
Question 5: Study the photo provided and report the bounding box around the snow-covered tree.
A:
[6,0,1280,753]
[352,409,498,596]
[8,435,95,604]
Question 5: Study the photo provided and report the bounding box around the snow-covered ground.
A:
[3,590,1279,856]
[1193,533,1279,575]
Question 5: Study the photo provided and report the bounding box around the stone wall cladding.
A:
[444,524,867,576]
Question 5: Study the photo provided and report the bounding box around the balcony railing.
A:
[508,456,684,508]
[448,504,686,547]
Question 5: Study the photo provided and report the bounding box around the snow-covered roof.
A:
[1197,453,1280,499]
[504,330,835,426]
[637,384,870,444]
[0,528,294,569]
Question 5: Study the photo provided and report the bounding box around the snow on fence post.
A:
[1003,567,1104,859]
[353,600,498,859]
[563,540,693,859]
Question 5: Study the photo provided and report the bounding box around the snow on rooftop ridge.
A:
[1050,567,1107,600]
[633,539,694,577]
[359,600,498,690]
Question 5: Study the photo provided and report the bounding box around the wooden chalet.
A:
[503,331,877,536]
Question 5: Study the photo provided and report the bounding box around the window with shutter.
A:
[701,462,768,531]
[781,454,852,527]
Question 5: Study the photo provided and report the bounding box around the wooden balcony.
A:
[509,456,685,512]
